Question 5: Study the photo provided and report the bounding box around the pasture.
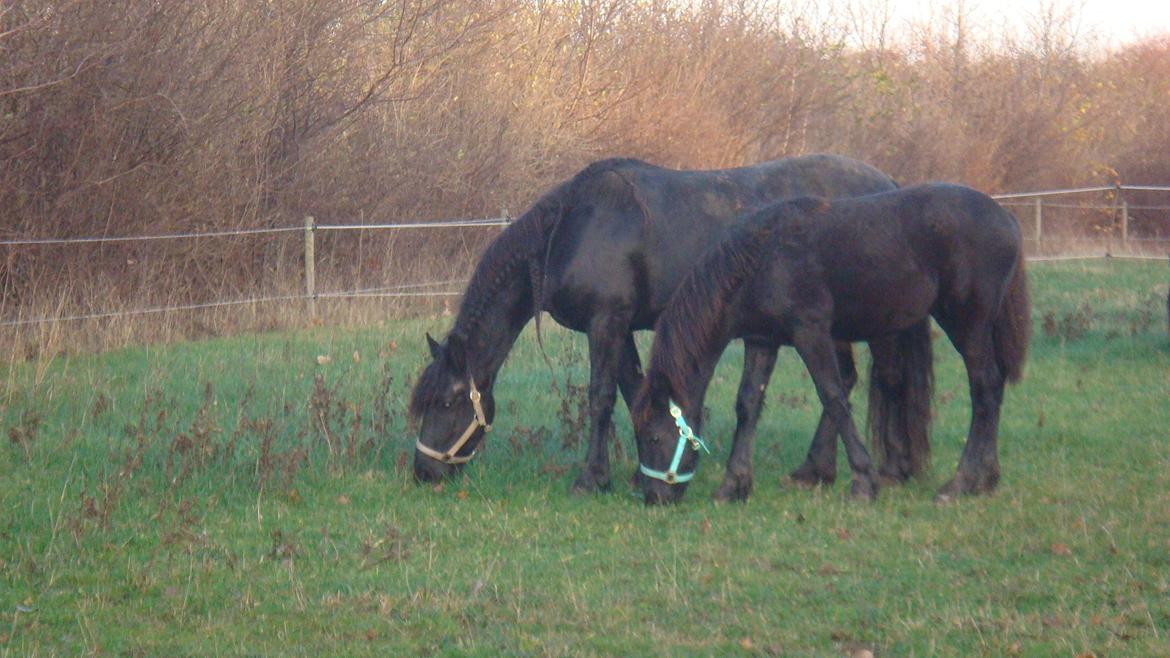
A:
[1,258,1168,656]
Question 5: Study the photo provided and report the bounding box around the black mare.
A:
[410,155,927,498]
[632,184,1031,504]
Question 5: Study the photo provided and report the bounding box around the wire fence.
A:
[2,186,1168,329]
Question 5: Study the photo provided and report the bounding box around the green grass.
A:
[2,259,1168,656]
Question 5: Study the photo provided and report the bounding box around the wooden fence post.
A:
[1033,198,1043,244]
[304,215,316,317]
[1120,201,1128,245]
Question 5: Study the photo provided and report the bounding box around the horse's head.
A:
[631,376,705,505]
[409,332,495,482]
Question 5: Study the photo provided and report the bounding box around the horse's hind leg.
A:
[714,340,778,503]
[792,329,878,501]
[789,341,854,487]
[571,312,633,495]
[936,327,1005,502]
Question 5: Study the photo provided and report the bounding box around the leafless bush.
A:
[1,1,1169,356]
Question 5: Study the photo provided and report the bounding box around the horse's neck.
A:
[654,327,732,426]
[455,238,540,385]
[467,307,528,384]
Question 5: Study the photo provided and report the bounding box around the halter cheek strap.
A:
[639,401,710,484]
[415,379,492,464]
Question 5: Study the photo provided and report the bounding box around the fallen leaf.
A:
[456,490,469,501]
[738,637,754,650]
[316,355,332,365]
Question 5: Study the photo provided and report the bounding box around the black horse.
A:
[410,155,930,497]
[632,184,1031,504]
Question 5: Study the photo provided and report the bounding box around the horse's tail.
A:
[530,196,567,369]
[867,319,934,478]
[994,245,1032,383]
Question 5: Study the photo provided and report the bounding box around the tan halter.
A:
[415,379,492,464]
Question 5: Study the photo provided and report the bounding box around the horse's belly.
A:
[830,275,936,339]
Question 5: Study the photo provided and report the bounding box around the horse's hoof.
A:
[570,472,611,495]
[878,463,912,486]
[935,470,999,503]
[788,464,835,488]
[713,479,752,503]
[850,478,878,502]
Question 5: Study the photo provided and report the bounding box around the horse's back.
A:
[745,184,1021,340]
[542,155,896,330]
[895,184,1022,284]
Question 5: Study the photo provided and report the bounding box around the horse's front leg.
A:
[715,340,778,502]
[614,334,650,492]
[792,327,879,501]
[789,341,855,487]
[571,312,633,494]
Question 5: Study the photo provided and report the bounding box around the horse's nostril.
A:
[413,457,447,483]
[644,486,671,506]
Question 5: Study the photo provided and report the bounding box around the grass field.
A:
[2,259,1168,656]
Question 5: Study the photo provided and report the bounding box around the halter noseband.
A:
[415,378,492,464]
[639,401,710,484]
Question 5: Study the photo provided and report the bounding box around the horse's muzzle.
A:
[642,480,684,506]
[413,454,458,483]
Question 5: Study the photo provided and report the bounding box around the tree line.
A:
[1,0,1167,342]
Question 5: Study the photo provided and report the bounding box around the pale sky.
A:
[875,0,1170,47]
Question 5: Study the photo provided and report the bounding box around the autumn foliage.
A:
[1,1,1168,351]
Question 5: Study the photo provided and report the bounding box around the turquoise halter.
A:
[639,401,710,484]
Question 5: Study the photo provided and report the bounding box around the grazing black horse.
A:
[410,154,929,497]
[632,184,1031,504]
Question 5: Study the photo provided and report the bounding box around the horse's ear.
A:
[445,333,468,374]
[426,332,442,360]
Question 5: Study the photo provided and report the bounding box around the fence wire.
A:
[0,226,303,246]
[0,203,1166,328]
